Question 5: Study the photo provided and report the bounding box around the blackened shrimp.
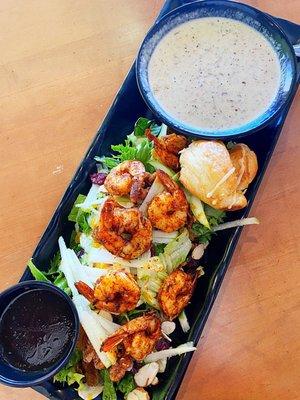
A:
[158,269,197,320]
[109,353,132,382]
[104,160,153,203]
[75,270,140,314]
[101,313,162,361]
[147,170,188,232]
[94,199,152,260]
[146,129,187,171]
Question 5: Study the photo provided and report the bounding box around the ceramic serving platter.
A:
[18,1,300,399]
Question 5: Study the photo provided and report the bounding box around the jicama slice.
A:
[78,383,103,400]
[93,312,120,335]
[148,155,177,178]
[213,217,259,232]
[76,184,106,210]
[152,230,178,244]
[88,247,151,268]
[144,342,196,363]
[73,295,111,368]
[184,189,210,229]
[178,311,190,333]
[58,237,111,368]
[139,178,164,214]
[58,237,77,297]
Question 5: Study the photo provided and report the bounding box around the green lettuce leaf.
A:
[192,205,226,244]
[27,257,70,296]
[134,117,152,137]
[204,204,226,227]
[68,194,87,222]
[117,373,136,397]
[27,260,49,282]
[153,243,166,256]
[192,222,213,244]
[101,369,117,400]
[159,229,192,273]
[68,194,92,235]
[54,349,84,387]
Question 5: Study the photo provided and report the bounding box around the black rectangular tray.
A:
[20,1,300,399]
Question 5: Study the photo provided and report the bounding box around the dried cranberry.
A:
[131,361,143,375]
[90,172,107,186]
[76,248,85,259]
[156,338,171,351]
[184,256,200,271]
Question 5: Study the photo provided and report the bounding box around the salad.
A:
[28,117,259,400]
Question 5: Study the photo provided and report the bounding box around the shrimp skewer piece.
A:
[146,129,187,171]
[94,199,152,260]
[104,160,153,203]
[75,270,141,314]
[158,269,197,320]
[101,313,162,361]
[147,170,188,232]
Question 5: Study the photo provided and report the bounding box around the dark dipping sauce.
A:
[0,289,73,371]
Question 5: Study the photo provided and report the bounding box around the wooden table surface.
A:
[0,1,299,399]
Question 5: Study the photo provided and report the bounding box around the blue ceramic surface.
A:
[136,0,298,139]
[14,1,299,399]
[0,281,79,388]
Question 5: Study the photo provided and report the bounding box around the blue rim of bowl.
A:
[136,0,298,139]
[0,280,79,387]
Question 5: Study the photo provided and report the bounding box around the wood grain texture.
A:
[0,1,299,399]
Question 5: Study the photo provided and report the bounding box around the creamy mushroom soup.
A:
[148,17,281,131]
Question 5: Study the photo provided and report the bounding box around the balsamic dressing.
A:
[0,289,73,371]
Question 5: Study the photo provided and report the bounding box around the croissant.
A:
[229,143,258,191]
[179,140,258,211]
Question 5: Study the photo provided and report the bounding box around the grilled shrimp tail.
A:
[75,281,95,302]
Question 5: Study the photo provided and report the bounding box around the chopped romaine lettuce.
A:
[138,230,192,308]
[54,349,84,387]
[68,193,92,235]
[137,257,168,308]
[76,210,92,235]
[101,369,117,400]
[117,373,136,397]
[159,229,192,273]
[53,271,71,295]
[153,243,166,256]
[68,194,87,222]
